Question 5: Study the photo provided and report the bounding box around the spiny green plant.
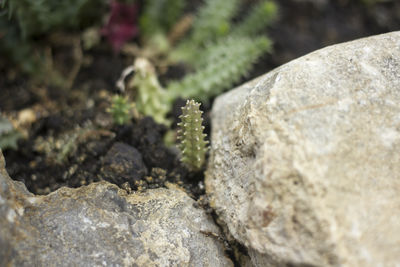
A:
[129,35,270,123]
[170,0,277,64]
[231,0,278,37]
[107,95,135,125]
[168,36,271,102]
[170,0,277,98]
[177,100,208,171]
[0,114,22,150]
[128,0,277,126]
[188,0,239,45]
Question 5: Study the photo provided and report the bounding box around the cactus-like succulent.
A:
[189,0,239,46]
[168,36,271,102]
[107,95,134,125]
[170,0,276,64]
[177,100,208,171]
[124,0,277,127]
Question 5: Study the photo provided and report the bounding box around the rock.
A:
[117,117,176,170]
[100,142,147,187]
[0,151,35,263]
[0,151,232,266]
[205,32,400,266]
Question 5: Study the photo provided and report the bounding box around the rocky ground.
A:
[2,31,400,267]
[1,1,400,266]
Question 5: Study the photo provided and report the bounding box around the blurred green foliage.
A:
[168,36,271,102]
[0,0,106,80]
[0,17,40,74]
[0,114,22,151]
[139,0,185,40]
[3,0,104,37]
[132,0,277,125]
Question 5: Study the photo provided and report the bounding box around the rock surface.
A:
[0,151,232,267]
[205,32,400,266]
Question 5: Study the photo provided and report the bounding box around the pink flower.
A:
[101,0,139,53]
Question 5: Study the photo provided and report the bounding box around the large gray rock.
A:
[205,32,400,266]
[0,151,232,267]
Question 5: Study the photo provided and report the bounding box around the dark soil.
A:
[1,0,399,197]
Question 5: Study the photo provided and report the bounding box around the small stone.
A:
[100,142,147,187]
[121,182,132,194]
